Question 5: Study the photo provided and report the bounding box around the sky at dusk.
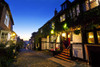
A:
[5,0,73,41]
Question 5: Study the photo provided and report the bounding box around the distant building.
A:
[30,32,38,50]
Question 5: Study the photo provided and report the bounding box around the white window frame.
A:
[76,4,80,16]
[4,12,9,27]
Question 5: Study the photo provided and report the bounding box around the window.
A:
[76,5,80,16]
[4,12,9,27]
[88,32,95,43]
[70,10,72,18]
[99,0,100,4]
[90,0,99,9]
[82,3,86,11]
[65,3,67,9]
[97,31,100,43]
[85,0,99,11]
[51,22,55,29]
[73,8,75,17]
[85,0,90,11]
[60,14,65,22]
[1,32,8,42]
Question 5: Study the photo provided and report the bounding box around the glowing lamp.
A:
[11,32,16,37]
[62,33,66,37]
[89,35,94,38]
[51,30,54,34]
[63,23,68,30]
[68,34,70,38]
[90,0,92,2]
[12,33,16,36]
[98,35,100,38]
[63,23,67,29]
[28,44,30,46]
[13,49,16,53]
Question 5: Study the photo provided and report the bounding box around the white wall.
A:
[7,33,10,40]
[72,31,83,59]
[47,36,49,49]
[72,32,82,43]
[56,34,60,49]
[41,38,47,50]
[72,44,83,59]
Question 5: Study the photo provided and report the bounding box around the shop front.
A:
[71,28,84,59]
[84,25,100,66]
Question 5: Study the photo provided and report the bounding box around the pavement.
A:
[11,49,91,67]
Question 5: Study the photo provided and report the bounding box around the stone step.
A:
[55,55,71,61]
[55,54,70,58]
[58,54,70,57]
[62,51,70,53]
[61,52,70,54]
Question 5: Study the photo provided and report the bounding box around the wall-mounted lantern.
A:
[51,29,54,34]
[63,23,68,30]
[62,33,66,37]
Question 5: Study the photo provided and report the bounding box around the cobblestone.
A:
[11,49,90,67]
[11,49,63,67]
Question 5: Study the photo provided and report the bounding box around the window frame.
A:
[4,12,10,27]
[60,14,66,22]
[85,29,100,44]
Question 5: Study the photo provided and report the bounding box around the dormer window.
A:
[61,2,67,10]
[60,14,65,22]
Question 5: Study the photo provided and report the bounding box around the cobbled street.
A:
[11,49,90,67]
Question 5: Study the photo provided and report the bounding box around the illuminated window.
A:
[1,32,8,43]
[51,22,55,29]
[60,14,65,22]
[88,32,95,43]
[85,0,89,10]
[85,0,99,11]
[90,0,99,9]
[97,31,100,43]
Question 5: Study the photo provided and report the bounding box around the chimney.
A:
[54,8,57,16]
